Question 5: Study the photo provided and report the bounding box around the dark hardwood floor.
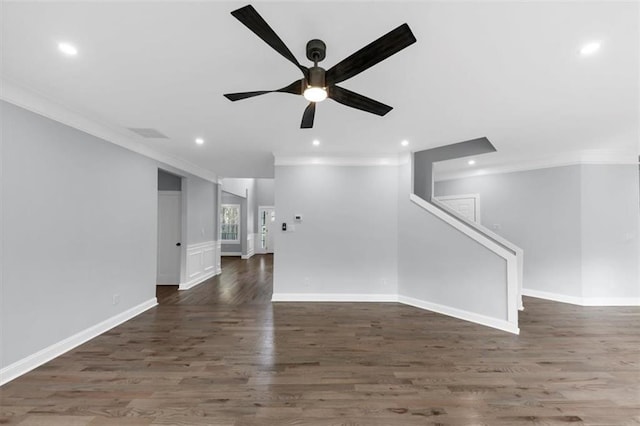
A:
[1,254,639,425]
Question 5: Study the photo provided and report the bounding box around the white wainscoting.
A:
[0,298,158,386]
[216,240,222,274]
[179,241,220,290]
[242,233,256,260]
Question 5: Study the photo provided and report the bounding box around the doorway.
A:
[157,191,182,284]
[257,206,276,254]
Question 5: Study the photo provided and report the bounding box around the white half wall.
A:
[397,164,515,333]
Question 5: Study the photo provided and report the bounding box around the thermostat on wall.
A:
[294,214,303,222]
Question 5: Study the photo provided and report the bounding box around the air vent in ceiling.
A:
[128,128,169,139]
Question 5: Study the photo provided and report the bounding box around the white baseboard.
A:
[271,293,398,302]
[221,252,242,257]
[523,288,640,306]
[272,293,519,334]
[0,297,157,386]
[179,270,217,291]
[398,295,520,335]
[241,252,254,260]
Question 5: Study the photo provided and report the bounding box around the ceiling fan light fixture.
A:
[303,86,327,102]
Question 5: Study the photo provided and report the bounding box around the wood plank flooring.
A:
[1,254,639,425]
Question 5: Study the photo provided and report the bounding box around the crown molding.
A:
[274,153,411,167]
[435,149,638,182]
[1,78,219,183]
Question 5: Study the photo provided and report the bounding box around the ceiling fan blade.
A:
[329,85,392,116]
[300,102,316,128]
[224,91,271,101]
[224,79,304,101]
[325,23,416,86]
[277,79,305,95]
[231,5,307,75]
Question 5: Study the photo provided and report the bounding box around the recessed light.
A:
[312,139,320,146]
[195,138,204,145]
[468,159,476,165]
[58,42,78,56]
[401,140,409,147]
[580,41,601,56]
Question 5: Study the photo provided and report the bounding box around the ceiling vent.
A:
[128,128,169,139]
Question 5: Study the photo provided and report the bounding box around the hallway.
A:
[1,255,638,425]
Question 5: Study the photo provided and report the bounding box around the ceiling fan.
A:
[224,5,417,129]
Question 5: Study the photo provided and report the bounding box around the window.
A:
[221,204,240,243]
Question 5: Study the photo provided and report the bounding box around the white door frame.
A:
[256,205,275,254]
[435,193,481,223]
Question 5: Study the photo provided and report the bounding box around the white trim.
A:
[274,153,411,167]
[221,251,242,256]
[271,293,519,334]
[1,79,219,183]
[178,269,217,291]
[256,206,276,254]
[242,233,256,259]
[271,293,398,302]
[185,240,215,250]
[215,240,222,274]
[180,241,218,290]
[0,298,157,386]
[398,295,519,335]
[429,196,524,311]
[435,193,481,223]
[436,150,638,182]
[523,289,640,306]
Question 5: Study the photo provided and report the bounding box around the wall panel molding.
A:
[179,241,219,290]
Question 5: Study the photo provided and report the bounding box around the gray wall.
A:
[580,165,639,298]
[274,165,398,295]
[254,178,275,231]
[435,164,639,299]
[414,138,496,201]
[184,175,216,246]
[1,101,157,367]
[256,178,275,206]
[398,163,509,320]
[157,169,181,191]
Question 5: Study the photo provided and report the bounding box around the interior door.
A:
[259,206,276,254]
[157,192,182,284]
[436,194,480,223]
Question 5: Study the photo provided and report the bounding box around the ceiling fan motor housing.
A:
[307,66,326,88]
[306,39,326,63]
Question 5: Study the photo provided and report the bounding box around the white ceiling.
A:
[1,1,638,178]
